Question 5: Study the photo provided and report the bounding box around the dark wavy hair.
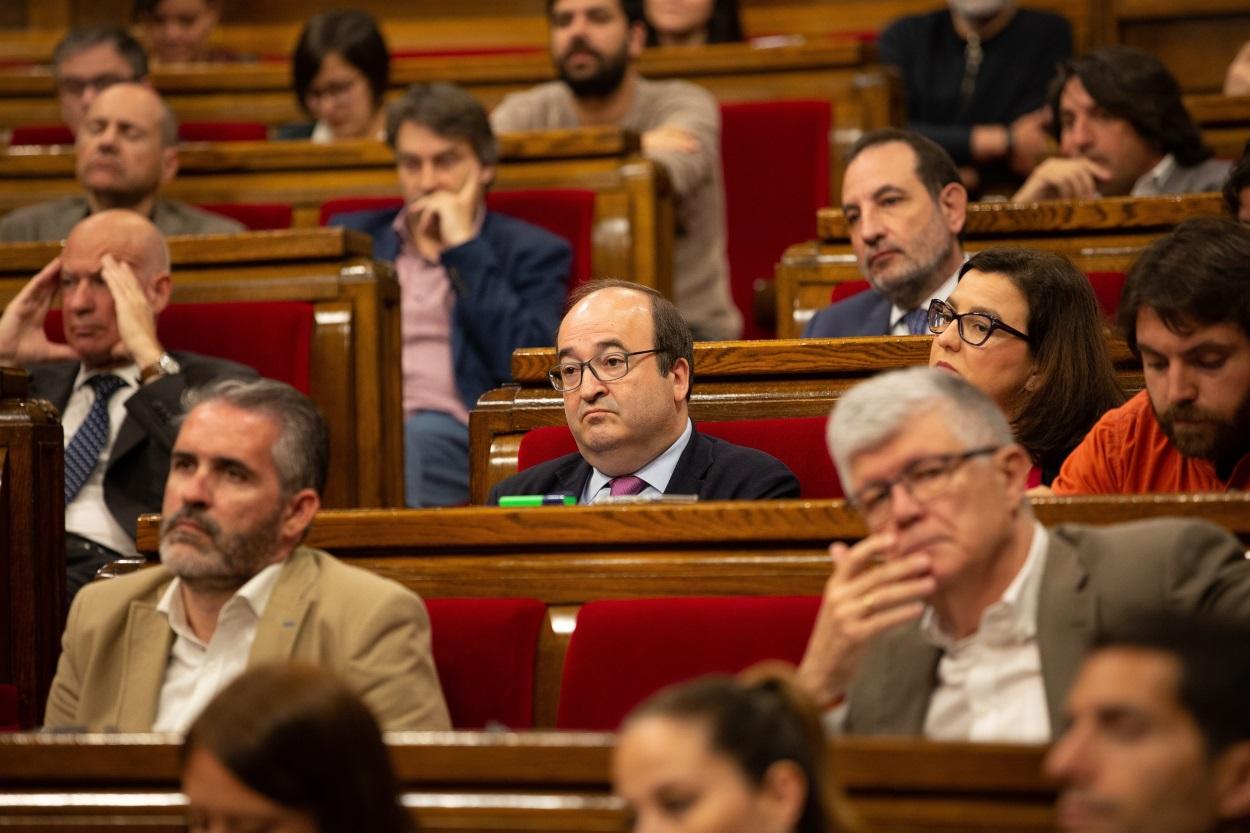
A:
[1222,137,1250,219]
[958,248,1124,477]
[644,0,743,45]
[183,664,413,833]
[1047,47,1212,166]
[292,9,390,116]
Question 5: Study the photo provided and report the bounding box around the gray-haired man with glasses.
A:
[797,366,1250,741]
[487,279,798,504]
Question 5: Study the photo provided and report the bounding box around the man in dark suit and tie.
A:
[0,210,249,600]
[797,367,1250,741]
[804,129,968,339]
[489,279,799,504]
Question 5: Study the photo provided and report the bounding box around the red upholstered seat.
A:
[829,279,871,303]
[177,121,267,142]
[392,46,544,59]
[196,203,294,230]
[9,124,74,146]
[720,100,831,339]
[318,196,405,226]
[0,684,17,732]
[1086,271,1126,320]
[556,595,822,730]
[45,302,314,394]
[425,597,546,729]
[515,417,842,499]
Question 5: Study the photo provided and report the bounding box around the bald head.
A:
[83,82,177,146]
[66,209,170,278]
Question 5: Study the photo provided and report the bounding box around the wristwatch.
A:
[139,352,181,384]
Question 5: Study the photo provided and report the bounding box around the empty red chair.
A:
[46,302,314,394]
[556,595,822,730]
[178,121,267,142]
[720,100,831,339]
[196,203,294,231]
[425,597,547,729]
[9,124,74,146]
[516,416,842,498]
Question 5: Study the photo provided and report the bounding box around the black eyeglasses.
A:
[548,349,662,392]
[849,447,999,526]
[928,299,1030,347]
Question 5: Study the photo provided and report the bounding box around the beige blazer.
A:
[845,518,1250,736]
[44,546,451,732]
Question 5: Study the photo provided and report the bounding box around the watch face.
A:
[159,354,182,375]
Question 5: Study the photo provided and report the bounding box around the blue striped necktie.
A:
[64,373,127,505]
[903,308,929,335]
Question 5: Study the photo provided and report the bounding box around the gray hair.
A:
[182,377,329,497]
[53,26,149,80]
[827,368,1014,488]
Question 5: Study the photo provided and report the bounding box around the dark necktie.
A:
[64,373,127,505]
[609,475,649,497]
[903,308,929,335]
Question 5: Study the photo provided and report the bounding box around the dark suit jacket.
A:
[487,427,800,504]
[803,289,893,338]
[329,207,570,411]
[844,518,1250,736]
[29,352,254,542]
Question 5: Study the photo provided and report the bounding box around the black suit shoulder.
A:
[487,451,588,504]
[803,290,891,338]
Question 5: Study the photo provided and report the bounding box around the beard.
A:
[556,36,630,99]
[159,505,283,593]
[1154,392,1250,464]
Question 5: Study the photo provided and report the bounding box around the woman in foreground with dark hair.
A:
[644,0,743,47]
[181,664,412,833]
[928,247,1125,485]
[613,665,859,833]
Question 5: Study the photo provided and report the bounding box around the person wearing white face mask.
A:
[878,0,1072,196]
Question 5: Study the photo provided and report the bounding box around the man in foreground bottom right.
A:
[1047,614,1250,833]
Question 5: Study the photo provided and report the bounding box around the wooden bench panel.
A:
[0,229,403,509]
[0,129,675,297]
[0,732,1056,833]
[776,193,1229,338]
[467,336,1143,504]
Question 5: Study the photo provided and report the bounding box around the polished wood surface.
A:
[777,193,1228,338]
[0,130,675,295]
[0,229,404,510]
[1104,0,1250,93]
[0,732,1055,833]
[0,367,64,728]
[469,336,1144,504]
[1187,92,1250,162]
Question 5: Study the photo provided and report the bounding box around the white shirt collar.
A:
[889,263,963,334]
[1130,153,1177,197]
[584,418,694,503]
[72,361,140,392]
[156,561,285,648]
[920,520,1048,650]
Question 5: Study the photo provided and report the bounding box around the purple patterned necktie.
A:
[609,475,649,496]
[64,373,126,504]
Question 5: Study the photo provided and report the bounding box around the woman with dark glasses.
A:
[928,247,1123,484]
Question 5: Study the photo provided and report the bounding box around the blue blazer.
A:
[803,289,893,338]
[330,207,571,412]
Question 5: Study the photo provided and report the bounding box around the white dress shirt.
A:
[921,520,1051,743]
[581,419,694,504]
[151,562,284,733]
[1131,153,1177,197]
[888,267,961,336]
[62,362,142,557]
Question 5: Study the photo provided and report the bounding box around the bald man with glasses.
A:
[486,279,798,504]
[797,367,1250,741]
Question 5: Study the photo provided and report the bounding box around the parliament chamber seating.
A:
[196,201,294,230]
[516,417,843,498]
[9,120,269,147]
[719,99,830,339]
[556,595,821,730]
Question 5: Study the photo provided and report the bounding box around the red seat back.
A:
[1086,271,1126,320]
[556,595,822,730]
[196,203,294,231]
[830,279,871,303]
[0,684,17,732]
[46,302,314,393]
[516,417,842,499]
[178,121,267,142]
[720,100,831,340]
[9,124,74,146]
[425,597,546,729]
[318,196,405,227]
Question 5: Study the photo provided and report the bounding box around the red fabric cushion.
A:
[830,279,871,303]
[425,597,546,729]
[178,122,267,142]
[485,189,596,288]
[392,46,544,59]
[0,684,18,732]
[318,196,405,227]
[1086,271,1126,319]
[196,203,294,231]
[515,417,842,499]
[45,302,314,393]
[720,100,831,340]
[556,595,822,730]
[9,124,74,146]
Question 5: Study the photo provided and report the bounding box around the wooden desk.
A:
[775,193,1228,338]
[0,129,675,296]
[467,336,1144,504]
[0,229,404,510]
[0,732,1056,833]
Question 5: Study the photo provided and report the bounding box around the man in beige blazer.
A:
[44,377,450,732]
[798,368,1250,741]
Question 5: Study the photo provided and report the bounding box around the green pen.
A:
[498,494,578,507]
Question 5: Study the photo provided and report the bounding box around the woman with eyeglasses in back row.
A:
[928,247,1125,486]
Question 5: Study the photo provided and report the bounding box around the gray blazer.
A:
[1135,157,1232,197]
[844,518,1250,736]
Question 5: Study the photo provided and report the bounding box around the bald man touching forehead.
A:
[0,210,253,600]
[0,83,242,243]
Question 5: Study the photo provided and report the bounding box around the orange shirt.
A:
[1052,390,1250,495]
